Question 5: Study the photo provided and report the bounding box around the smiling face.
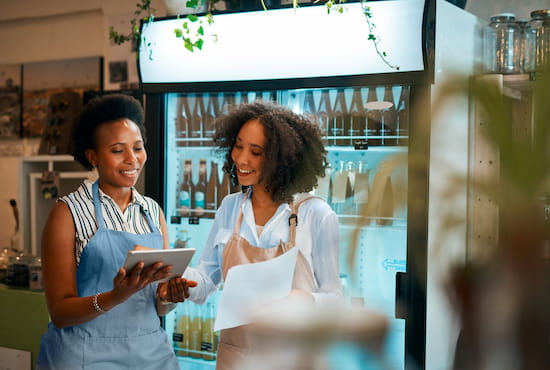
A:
[231,118,266,188]
[85,119,146,194]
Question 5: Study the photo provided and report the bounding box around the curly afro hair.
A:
[213,101,329,203]
[72,94,146,170]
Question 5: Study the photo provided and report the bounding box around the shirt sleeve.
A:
[183,218,222,304]
[310,207,344,306]
[184,194,237,304]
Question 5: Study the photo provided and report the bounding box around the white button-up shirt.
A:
[185,191,343,306]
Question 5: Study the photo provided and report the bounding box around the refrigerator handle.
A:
[395,271,408,319]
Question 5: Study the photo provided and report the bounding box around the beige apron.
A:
[216,191,316,370]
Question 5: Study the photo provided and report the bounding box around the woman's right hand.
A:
[112,261,172,301]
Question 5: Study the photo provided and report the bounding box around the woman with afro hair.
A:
[183,101,343,370]
[37,94,191,369]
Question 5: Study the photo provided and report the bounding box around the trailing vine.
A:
[109,0,399,69]
[109,0,156,46]
[361,2,400,70]
[173,11,217,52]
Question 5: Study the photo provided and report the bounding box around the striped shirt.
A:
[59,180,163,265]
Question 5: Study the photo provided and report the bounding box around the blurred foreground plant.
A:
[443,69,550,370]
[348,63,550,369]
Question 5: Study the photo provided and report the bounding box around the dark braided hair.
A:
[213,101,328,203]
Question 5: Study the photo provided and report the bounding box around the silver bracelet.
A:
[93,292,108,314]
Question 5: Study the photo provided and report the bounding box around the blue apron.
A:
[37,181,179,370]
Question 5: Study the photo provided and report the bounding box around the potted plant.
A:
[109,0,217,52]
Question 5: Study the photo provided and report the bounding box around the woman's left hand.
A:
[157,277,198,304]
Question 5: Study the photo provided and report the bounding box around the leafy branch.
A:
[109,0,398,68]
[362,3,400,71]
[109,0,156,45]
[319,0,347,14]
[173,1,217,52]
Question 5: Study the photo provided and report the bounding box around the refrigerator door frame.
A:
[144,77,432,370]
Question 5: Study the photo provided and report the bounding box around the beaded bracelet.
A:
[93,292,108,314]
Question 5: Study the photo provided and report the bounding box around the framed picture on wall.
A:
[0,64,22,138]
[22,57,102,139]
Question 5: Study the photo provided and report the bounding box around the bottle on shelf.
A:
[218,170,231,208]
[365,87,382,146]
[237,91,249,105]
[175,96,191,146]
[313,164,333,203]
[202,94,218,146]
[345,161,356,212]
[189,304,203,358]
[193,159,207,217]
[220,92,236,117]
[376,171,395,226]
[260,90,276,102]
[173,304,190,356]
[381,86,397,146]
[190,94,205,146]
[201,302,216,360]
[205,161,219,218]
[353,160,370,217]
[331,160,352,215]
[301,90,317,121]
[349,88,366,147]
[173,227,190,249]
[316,89,332,145]
[331,89,349,146]
[178,159,193,217]
[396,85,410,146]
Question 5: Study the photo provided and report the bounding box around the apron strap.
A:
[232,188,251,237]
[139,205,158,232]
[92,180,105,230]
[92,180,158,233]
[287,194,318,246]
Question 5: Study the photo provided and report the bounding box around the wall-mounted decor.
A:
[22,57,102,139]
[0,64,22,139]
[108,61,129,84]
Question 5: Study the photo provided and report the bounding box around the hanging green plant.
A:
[172,0,218,52]
[361,3,400,71]
[108,0,397,70]
[109,0,156,46]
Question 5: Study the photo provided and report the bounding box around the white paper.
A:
[214,247,299,331]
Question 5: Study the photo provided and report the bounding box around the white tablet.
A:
[122,248,196,282]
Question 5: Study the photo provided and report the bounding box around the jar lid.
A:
[530,9,550,20]
[490,13,516,22]
[516,18,529,27]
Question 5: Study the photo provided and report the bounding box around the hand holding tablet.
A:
[122,248,196,283]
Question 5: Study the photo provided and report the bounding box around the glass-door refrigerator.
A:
[138,1,481,369]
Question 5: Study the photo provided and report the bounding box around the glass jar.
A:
[0,248,8,285]
[529,9,550,70]
[6,253,30,288]
[483,13,521,74]
[517,19,537,73]
[29,256,43,291]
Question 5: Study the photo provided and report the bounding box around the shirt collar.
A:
[85,179,146,209]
